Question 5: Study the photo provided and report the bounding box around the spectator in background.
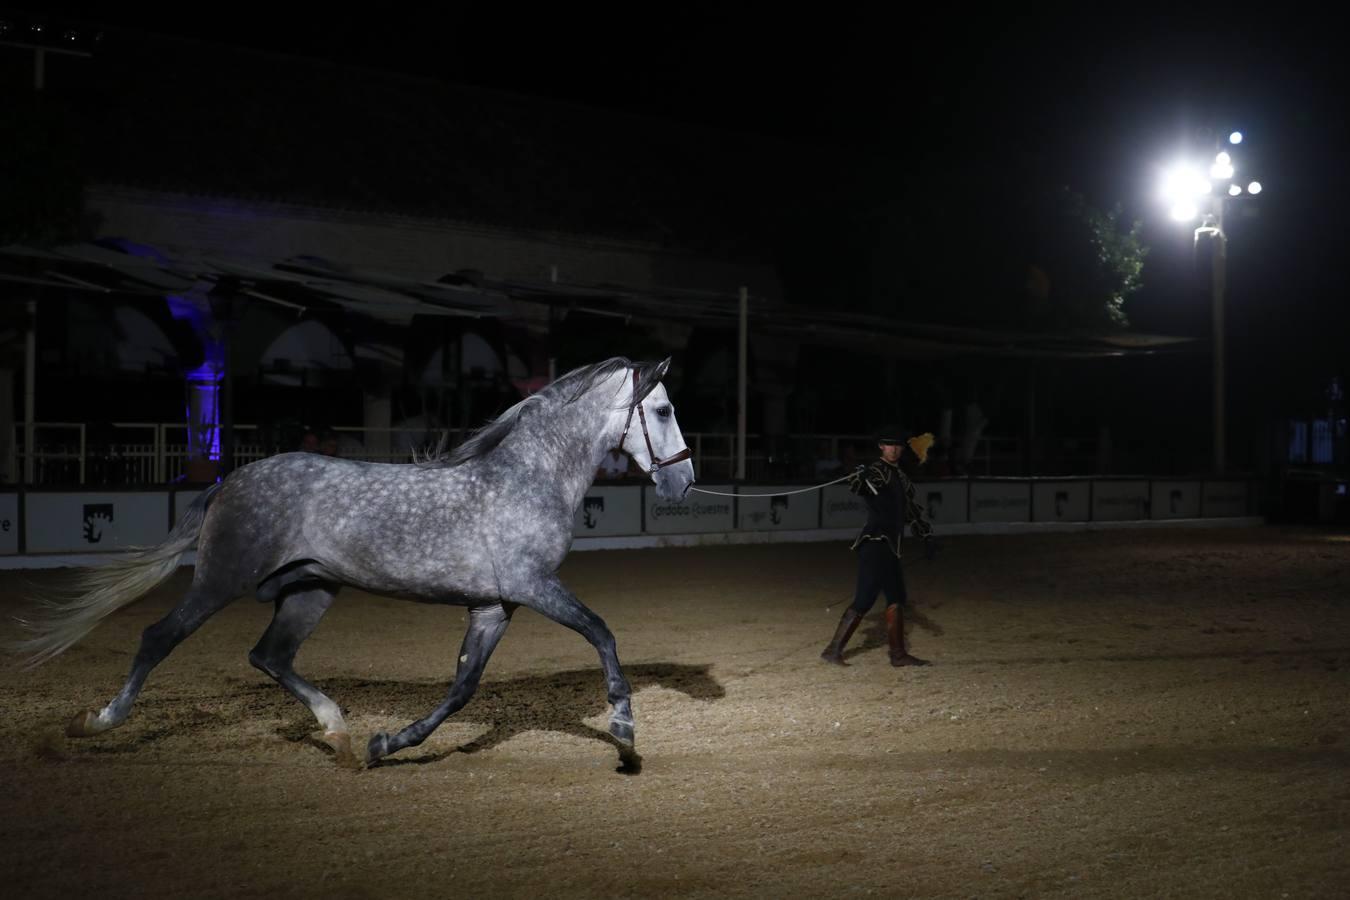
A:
[299,430,320,453]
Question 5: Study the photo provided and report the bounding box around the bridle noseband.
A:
[617,369,692,473]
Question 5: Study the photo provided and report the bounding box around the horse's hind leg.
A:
[247,584,356,766]
[367,602,514,764]
[67,580,237,738]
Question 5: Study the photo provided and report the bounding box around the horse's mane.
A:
[416,356,668,468]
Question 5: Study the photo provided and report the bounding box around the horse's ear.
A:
[654,357,671,381]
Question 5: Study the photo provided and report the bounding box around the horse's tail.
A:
[12,482,224,668]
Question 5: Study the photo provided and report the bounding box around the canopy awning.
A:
[0,240,1198,360]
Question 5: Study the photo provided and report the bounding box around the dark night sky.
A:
[12,7,1350,413]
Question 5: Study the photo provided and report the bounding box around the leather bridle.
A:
[617,369,692,473]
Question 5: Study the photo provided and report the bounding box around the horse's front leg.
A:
[523,576,637,768]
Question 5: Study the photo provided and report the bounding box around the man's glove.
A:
[923,535,940,562]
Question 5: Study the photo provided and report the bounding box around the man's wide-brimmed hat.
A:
[876,424,907,445]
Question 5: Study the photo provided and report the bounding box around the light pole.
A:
[1159,131,1264,475]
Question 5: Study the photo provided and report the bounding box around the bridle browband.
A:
[617,368,692,473]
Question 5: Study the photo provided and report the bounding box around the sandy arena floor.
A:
[1,526,1347,898]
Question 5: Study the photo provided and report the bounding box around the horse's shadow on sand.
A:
[270,662,724,773]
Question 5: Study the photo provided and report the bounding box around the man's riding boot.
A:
[886,604,930,667]
[821,608,863,665]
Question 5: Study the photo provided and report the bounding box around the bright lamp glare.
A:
[1248,181,1263,195]
[1210,162,1235,180]
[1162,165,1210,202]
[1161,168,1185,200]
[1170,202,1198,222]
[1229,131,1243,144]
[1215,151,1231,165]
[1228,184,1242,196]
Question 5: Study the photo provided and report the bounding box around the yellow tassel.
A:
[907,432,935,464]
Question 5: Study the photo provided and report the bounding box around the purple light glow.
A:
[186,368,222,461]
[167,293,226,465]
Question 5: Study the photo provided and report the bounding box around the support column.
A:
[737,286,748,481]
[363,390,392,461]
[184,364,222,481]
[167,284,226,482]
[24,297,36,484]
[0,369,14,484]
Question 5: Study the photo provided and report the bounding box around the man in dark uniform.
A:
[821,426,938,667]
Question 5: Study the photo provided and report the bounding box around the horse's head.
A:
[620,358,695,501]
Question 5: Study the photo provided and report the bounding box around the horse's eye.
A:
[656,406,672,419]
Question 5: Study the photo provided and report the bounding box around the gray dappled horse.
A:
[18,357,694,768]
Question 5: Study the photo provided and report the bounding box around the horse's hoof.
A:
[609,718,635,748]
[366,731,391,764]
[324,732,363,769]
[65,710,108,738]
